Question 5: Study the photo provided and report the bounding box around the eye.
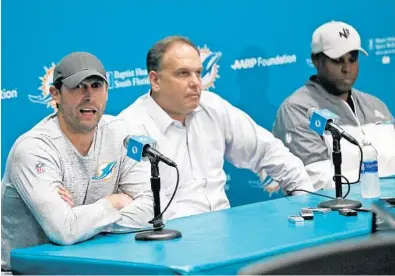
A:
[332,58,343,64]
[177,71,189,77]
[74,83,86,89]
[91,81,103,89]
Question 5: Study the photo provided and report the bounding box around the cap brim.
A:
[62,70,107,88]
[324,47,368,59]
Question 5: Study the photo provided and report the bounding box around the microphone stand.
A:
[135,155,181,241]
[318,134,362,210]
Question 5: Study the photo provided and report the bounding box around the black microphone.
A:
[123,136,177,167]
[308,108,362,210]
[307,107,360,146]
[123,135,181,241]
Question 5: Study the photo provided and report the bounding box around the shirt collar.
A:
[144,92,174,134]
[143,90,203,134]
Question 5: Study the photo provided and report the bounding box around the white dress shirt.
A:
[118,91,313,219]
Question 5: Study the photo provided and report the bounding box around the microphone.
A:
[124,135,182,241]
[307,108,362,210]
[308,108,359,146]
[124,135,177,167]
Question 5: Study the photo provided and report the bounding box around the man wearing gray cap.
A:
[1,52,153,271]
[273,21,395,191]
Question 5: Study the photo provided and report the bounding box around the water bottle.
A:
[360,141,380,198]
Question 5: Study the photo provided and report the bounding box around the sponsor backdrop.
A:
[2,0,395,206]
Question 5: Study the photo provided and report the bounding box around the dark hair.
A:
[146,36,200,72]
[311,52,326,61]
[52,80,62,109]
[54,79,62,90]
[312,50,359,62]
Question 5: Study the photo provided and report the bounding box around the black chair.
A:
[239,234,395,275]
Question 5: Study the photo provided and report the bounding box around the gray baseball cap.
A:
[53,52,107,88]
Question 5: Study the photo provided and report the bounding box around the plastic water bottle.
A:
[360,141,380,198]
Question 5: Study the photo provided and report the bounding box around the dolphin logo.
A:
[199,45,222,89]
[258,171,280,197]
[201,52,222,80]
[28,93,53,104]
[28,63,57,110]
[92,161,117,181]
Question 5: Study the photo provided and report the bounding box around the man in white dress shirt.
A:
[118,36,314,219]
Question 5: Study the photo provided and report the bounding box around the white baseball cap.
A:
[311,21,368,59]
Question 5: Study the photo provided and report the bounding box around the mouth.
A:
[79,107,97,114]
[341,78,354,84]
[187,93,200,98]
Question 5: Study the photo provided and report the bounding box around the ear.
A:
[311,54,319,68]
[49,86,61,106]
[149,71,160,92]
[311,54,320,69]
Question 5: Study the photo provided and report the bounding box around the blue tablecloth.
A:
[11,179,395,275]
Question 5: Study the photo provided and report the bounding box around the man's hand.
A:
[57,185,74,207]
[105,193,134,210]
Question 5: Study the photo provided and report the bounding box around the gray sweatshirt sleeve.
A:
[105,156,154,232]
[273,102,330,166]
[9,137,122,245]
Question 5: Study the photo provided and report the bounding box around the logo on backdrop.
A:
[231,54,297,70]
[246,171,280,197]
[28,63,57,110]
[382,56,391,64]
[199,45,222,90]
[224,173,231,191]
[367,36,395,64]
[106,67,149,90]
[306,58,314,68]
[1,88,18,100]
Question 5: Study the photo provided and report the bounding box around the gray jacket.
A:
[273,77,395,190]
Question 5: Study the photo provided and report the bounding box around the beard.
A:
[317,75,352,96]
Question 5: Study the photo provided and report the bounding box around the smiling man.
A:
[118,36,314,220]
[273,21,395,190]
[1,52,154,271]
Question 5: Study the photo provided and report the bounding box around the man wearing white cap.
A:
[273,21,395,190]
[1,52,154,272]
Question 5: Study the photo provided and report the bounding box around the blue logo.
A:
[309,109,340,136]
[28,63,57,110]
[125,135,156,162]
[92,161,117,181]
[361,161,378,174]
[199,45,222,90]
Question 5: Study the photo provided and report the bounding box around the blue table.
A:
[11,179,395,275]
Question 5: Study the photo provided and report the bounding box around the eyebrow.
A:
[175,66,202,71]
[80,78,105,84]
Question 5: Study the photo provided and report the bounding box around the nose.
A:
[189,73,201,87]
[83,84,97,95]
[341,62,351,74]
[81,86,95,102]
